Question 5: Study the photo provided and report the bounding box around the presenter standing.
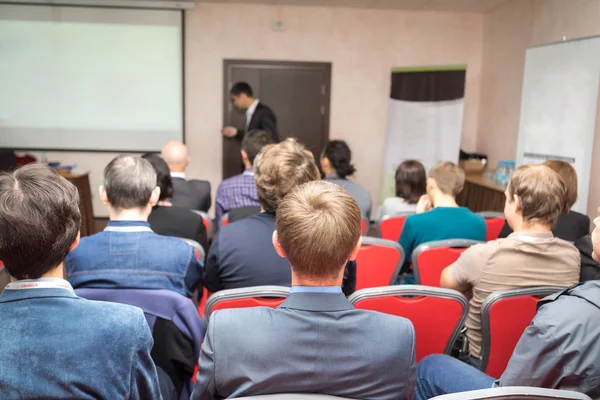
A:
[222,82,280,143]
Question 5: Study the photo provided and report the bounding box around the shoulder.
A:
[74,298,148,337]
[190,179,210,190]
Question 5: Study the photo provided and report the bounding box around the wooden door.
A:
[223,60,331,179]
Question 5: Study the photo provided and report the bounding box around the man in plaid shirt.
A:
[215,130,274,223]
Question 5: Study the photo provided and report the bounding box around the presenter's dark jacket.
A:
[203,211,356,295]
[234,102,280,143]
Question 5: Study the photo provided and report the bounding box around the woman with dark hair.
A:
[378,160,426,219]
[142,153,208,253]
[321,140,372,219]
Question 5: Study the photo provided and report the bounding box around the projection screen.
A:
[0,4,183,152]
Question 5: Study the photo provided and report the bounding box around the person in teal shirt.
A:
[398,161,486,277]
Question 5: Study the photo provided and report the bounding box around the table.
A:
[457,173,506,213]
[63,172,96,237]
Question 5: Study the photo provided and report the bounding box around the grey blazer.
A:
[172,177,211,212]
[191,292,416,400]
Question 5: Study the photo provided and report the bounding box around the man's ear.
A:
[99,186,109,205]
[149,187,161,207]
[348,236,362,261]
[241,150,249,162]
[70,232,81,252]
[272,231,287,258]
[513,194,522,212]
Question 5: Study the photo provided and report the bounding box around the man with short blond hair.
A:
[193,181,416,400]
[204,138,356,294]
[161,140,211,211]
[440,164,580,364]
[428,161,465,197]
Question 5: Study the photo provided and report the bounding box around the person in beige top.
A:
[440,164,580,363]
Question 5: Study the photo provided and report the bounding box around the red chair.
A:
[376,212,415,241]
[355,237,405,291]
[192,210,213,235]
[204,286,290,320]
[477,212,506,242]
[480,286,564,379]
[412,239,483,287]
[349,286,468,362]
[361,217,368,235]
[220,212,230,227]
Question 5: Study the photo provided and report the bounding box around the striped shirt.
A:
[215,169,260,223]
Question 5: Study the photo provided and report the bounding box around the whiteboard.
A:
[516,37,600,213]
[0,4,183,152]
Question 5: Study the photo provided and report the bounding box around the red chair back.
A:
[376,213,414,241]
[355,237,404,291]
[220,213,230,227]
[204,286,290,320]
[361,218,368,235]
[477,212,506,242]
[350,286,468,362]
[412,240,482,287]
[480,287,563,378]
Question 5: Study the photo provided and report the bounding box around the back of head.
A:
[428,161,465,197]
[543,159,578,210]
[104,155,156,210]
[0,163,81,279]
[142,153,173,201]
[230,81,253,97]
[254,138,320,213]
[242,130,274,165]
[508,164,567,226]
[324,140,356,178]
[161,141,188,170]
[395,160,427,204]
[277,181,362,281]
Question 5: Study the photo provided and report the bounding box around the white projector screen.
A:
[0,4,183,152]
[516,37,600,214]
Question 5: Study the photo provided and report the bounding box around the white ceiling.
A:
[195,0,516,13]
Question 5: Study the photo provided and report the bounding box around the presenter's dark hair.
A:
[0,163,81,279]
[230,82,253,97]
[242,130,274,165]
[142,153,173,201]
[323,140,356,179]
[395,160,427,204]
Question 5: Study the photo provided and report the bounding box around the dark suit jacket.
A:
[191,291,417,400]
[499,211,590,242]
[148,206,208,254]
[204,212,356,295]
[171,177,211,212]
[575,234,600,282]
[234,102,279,143]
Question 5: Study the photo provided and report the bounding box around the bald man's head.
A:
[161,141,189,173]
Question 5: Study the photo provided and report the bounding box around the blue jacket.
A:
[0,278,160,399]
[65,220,203,297]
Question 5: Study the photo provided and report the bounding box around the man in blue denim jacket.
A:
[65,155,203,297]
[0,163,161,399]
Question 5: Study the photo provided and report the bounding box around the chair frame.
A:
[220,212,230,227]
[348,285,469,354]
[476,211,505,219]
[191,210,214,236]
[359,236,406,286]
[412,239,483,285]
[430,386,592,400]
[232,395,355,400]
[179,238,206,263]
[375,211,416,239]
[204,285,290,319]
[479,286,565,373]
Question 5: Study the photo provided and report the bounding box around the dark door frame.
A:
[222,59,332,178]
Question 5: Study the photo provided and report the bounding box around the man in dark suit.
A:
[161,141,211,212]
[193,180,416,400]
[221,82,279,143]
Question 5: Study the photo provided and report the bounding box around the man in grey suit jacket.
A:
[162,141,211,212]
[192,181,416,400]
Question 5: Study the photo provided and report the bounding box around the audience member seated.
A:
[192,181,416,400]
[498,160,589,241]
[398,161,486,275]
[377,159,426,219]
[321,139,373,219]
[65,155,203,297]
[415,206,600,400]
[215,130,274,224]
[576,232,600,281]
[143,153,208,253]
[0,164,160,398]
[440,164,580,365]
[204,139,356,295]
[161,140,211,212]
